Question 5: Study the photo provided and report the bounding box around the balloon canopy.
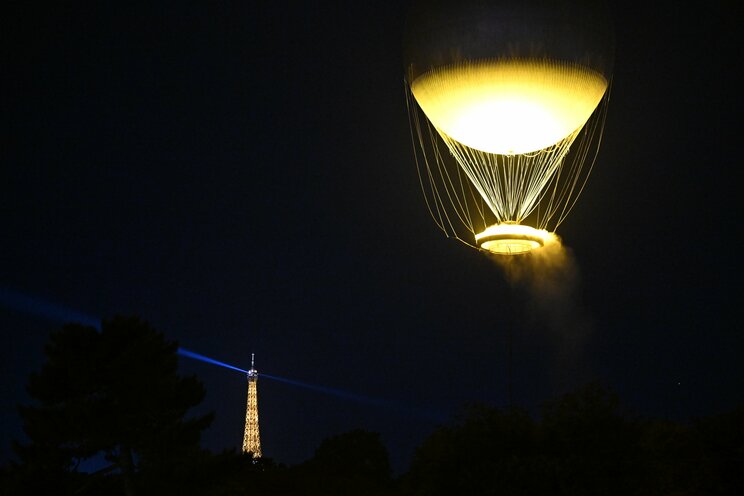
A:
[410,59,608,154]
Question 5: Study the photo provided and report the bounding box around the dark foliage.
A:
[403,383,744,496]
[294,428,392,495]
[7,315,213,496]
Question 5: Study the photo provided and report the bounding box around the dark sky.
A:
[1,1,738,475]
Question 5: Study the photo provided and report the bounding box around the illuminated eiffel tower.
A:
[241,353,262,458]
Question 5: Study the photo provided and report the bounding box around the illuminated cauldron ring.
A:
[475,223,550,255]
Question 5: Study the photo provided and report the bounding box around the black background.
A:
[1,1,738,474]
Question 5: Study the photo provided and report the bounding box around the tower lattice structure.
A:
[242,353,262,458]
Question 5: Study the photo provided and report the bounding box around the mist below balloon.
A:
[487,235,594,394]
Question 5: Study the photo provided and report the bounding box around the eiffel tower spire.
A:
[242,353,262,457]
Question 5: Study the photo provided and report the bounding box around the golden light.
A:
[410,59,608,155]
[475,223,553,255]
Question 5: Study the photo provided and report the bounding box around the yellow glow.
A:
[475,223,553,255]
[411,59,608,154]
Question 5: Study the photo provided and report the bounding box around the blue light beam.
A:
[260,373,393,406]
[177,347,249,374]
[261,373,447,422]
[177,347,446,421]
[0,285,101,330]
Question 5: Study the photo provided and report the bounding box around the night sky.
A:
[1,1,738,475]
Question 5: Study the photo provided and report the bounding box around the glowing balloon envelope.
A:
[404,0,614,255]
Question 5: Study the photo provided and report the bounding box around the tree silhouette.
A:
[403,383,744,496]
[294,429,392,496]
[406,404,546,496]
[539,383,642,496]
[12,315,213,495]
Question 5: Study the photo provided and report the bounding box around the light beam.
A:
[177,347,249,374]
[177,347,446,421]
[0,285,101,329]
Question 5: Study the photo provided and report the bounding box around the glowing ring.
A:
[475,224,550,255]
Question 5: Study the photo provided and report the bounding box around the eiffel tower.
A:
[242,353,262,458]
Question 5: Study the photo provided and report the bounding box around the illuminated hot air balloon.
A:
[404,0,614,255]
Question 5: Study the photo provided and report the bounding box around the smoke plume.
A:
[487,235,594,394]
